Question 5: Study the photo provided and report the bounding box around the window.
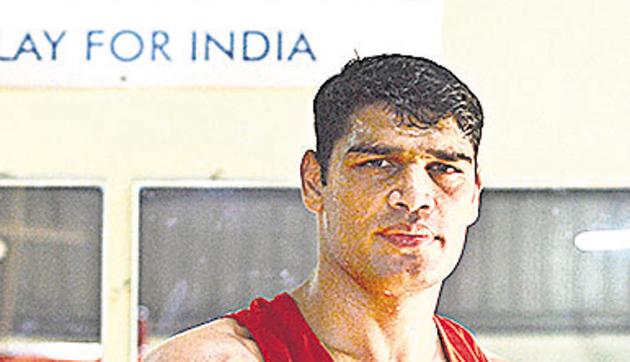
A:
[0,181,103,361]
[439,189,630,333]
[136,181,316,346]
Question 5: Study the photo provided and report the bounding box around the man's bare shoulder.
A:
[143,317,263,362]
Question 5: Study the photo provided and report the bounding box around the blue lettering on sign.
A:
[86,30,104,61]
[87,30,172,62]
[1,31,67,61]
[276,31,282,61]
[43,31,66,61]
[243,31,270,61]
[191,31,197,61]
[14,33,42,61]
[0,29,316,63]
[205,32,234,60]
[192,30,315,62]
[111,30,144,62]
[152,30,171,61]
[288,33,316,61]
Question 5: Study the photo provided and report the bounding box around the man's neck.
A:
[290,256,445,361]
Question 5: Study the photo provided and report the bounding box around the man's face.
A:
[311,103,481,296]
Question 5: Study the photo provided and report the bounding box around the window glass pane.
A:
[139,187,316,342]
[439,189,630,333]
[0,186,102,361]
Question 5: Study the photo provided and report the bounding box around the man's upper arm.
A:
[143,318,263,362]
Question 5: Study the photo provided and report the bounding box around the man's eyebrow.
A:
[346,144,403,156]
[426,148,473,163]
[345,144,473,163]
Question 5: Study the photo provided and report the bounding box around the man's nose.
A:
[387,167,436,214]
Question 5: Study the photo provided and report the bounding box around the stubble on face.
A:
[318,103,480,297]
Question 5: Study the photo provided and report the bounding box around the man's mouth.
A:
[377,224,437,249]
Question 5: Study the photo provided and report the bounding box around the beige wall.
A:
[1,1,630,360]
[444,0,630,187]
[0,88,314,182]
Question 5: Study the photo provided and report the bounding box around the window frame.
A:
[130,179,297,359]
[0,178,106,359]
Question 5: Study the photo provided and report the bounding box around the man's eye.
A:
[428,163,461,175]
[360,159,395,169]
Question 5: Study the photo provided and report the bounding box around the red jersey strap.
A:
[226,293,488,362]
[434,314,489,362]
[225,293,333,362]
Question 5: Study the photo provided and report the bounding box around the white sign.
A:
[0,0,442,87]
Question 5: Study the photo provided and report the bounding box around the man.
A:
[146,54,501,361]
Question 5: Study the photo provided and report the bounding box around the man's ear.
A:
[300,150,324,213]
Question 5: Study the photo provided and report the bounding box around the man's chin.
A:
[362,264,448,298]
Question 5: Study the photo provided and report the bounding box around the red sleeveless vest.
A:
[226,293,488,361]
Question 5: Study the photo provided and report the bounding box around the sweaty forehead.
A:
[339,104,471,150]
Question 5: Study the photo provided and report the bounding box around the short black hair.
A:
[313,54,483,185]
